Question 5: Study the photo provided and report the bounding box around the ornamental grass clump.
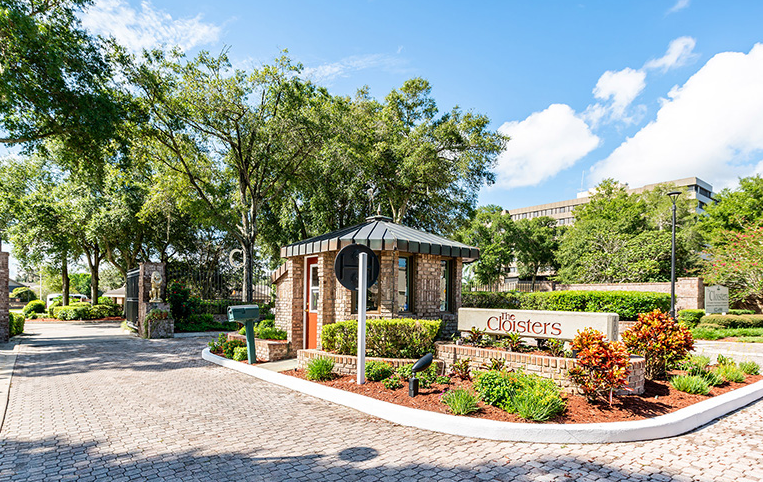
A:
[474,369,566,421]
[670,375,711,395]
[622,309,694,380]
[714,364,745,383]
[306,357,335,381]
[441,388,480,415]
[567,328,631,405]
[740,361,760,375]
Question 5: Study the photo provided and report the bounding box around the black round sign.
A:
[334,244,380,291]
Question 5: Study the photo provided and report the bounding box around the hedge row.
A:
[10,313,24,337]
[321,318,442,359]
[51,302,123,321]
[698,314,763,329]
[461,290,670,321]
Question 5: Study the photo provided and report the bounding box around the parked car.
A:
[46,293,88,308]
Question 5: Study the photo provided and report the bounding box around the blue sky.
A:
[75,0,763,210]
[6,0,763,277]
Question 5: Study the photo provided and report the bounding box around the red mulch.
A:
[285,369,762,424]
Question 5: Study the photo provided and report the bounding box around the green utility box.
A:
[227,305,260,364]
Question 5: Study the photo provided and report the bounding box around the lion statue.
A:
[149,271,163,303]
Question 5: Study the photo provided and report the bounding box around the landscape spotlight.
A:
[667,190,682,319]
[409,353,433,397]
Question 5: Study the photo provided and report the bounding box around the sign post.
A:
[334,244,380,385]
[357,252,367,385]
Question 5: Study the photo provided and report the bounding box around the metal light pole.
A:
[667,191,682,319]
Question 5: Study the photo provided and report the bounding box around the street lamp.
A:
[667,190,682,319]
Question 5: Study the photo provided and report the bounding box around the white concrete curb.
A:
[202,348,763,444]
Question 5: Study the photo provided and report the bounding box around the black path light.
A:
[667,190,682,319]
[409,353,433,397]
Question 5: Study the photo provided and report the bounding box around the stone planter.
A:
[226,333,291,362]
[297,349,445,376]
[435,343,645,395]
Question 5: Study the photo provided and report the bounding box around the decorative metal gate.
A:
[125,268,140,328]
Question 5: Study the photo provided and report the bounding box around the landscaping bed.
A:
[285,368,762,424]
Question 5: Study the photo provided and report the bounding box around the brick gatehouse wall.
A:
[276,250,463,351]
[0,251,9,343]
[555,277,704,311]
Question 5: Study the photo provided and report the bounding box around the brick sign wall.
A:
[458,308,620,341]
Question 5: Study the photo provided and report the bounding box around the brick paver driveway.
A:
[1,322,762,481]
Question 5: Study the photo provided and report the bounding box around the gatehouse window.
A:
[397,256,413,312]
[440,259,452,312]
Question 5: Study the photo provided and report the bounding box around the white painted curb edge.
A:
[202,348,763,444]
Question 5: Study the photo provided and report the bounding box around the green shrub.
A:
[441,388,480,415]
[365,361,394,382]
[568,328,631,404]
[714,364,745,383]
[22,300,46,316]
[396,363,439,388]
[692,327,763,340]
[670,375,711,395]
[729,309,755,315]
[498,332,525,352]
[699,314,763,329]
[237,320,287,340]
[232,346,248,362]
[56,302,95,321]
[166,281,200,323]
[11,287,37,302]
[462,290,669,321]
[306,357,335,381]
[474,370,526,411]
[739,336,763,343]
[10,312,24,337]
[321,318,442,358]
[222,340,247,359]
[435,375,451,385]
[97,296,116,305]
[510,376,566,422]
[739,361,760,375]
[622,309,694,379]
[716,354,735,366]
[382,375,404,390]
[677,309,705,328]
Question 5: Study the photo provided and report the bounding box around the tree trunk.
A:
[62,258,69,307]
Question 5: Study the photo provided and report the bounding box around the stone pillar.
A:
[137,262,174,338]
[0,251,9,343]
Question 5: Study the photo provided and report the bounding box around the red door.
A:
[305,257,319,349]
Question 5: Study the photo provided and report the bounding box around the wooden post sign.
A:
[458,308,620,341]
[704,285,729,314]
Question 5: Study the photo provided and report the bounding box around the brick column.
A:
[0,251,9,343]
[137,262,173,338]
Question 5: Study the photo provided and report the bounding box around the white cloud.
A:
[590,43,763,190]
[302,54,404,83]
[494,104,600,188]
[644,36,698,72]
[587,67,647,125]
[667,0,690,14]
[81,0,222,53]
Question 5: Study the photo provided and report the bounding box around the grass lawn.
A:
[692,327,763,341]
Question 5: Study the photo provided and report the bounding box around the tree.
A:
[363,78,507,235]
[128,50,331,302]
[0,0,130,170]
[704,224,763,309]
[456,206,514,285]
[514,216,560,289]
[556,179,701,283]
[0,158,80,305]
[699,175,763,239]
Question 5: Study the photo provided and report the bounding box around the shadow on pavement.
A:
[0,435,673,481]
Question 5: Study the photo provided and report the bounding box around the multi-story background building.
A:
[507,177,715,227]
